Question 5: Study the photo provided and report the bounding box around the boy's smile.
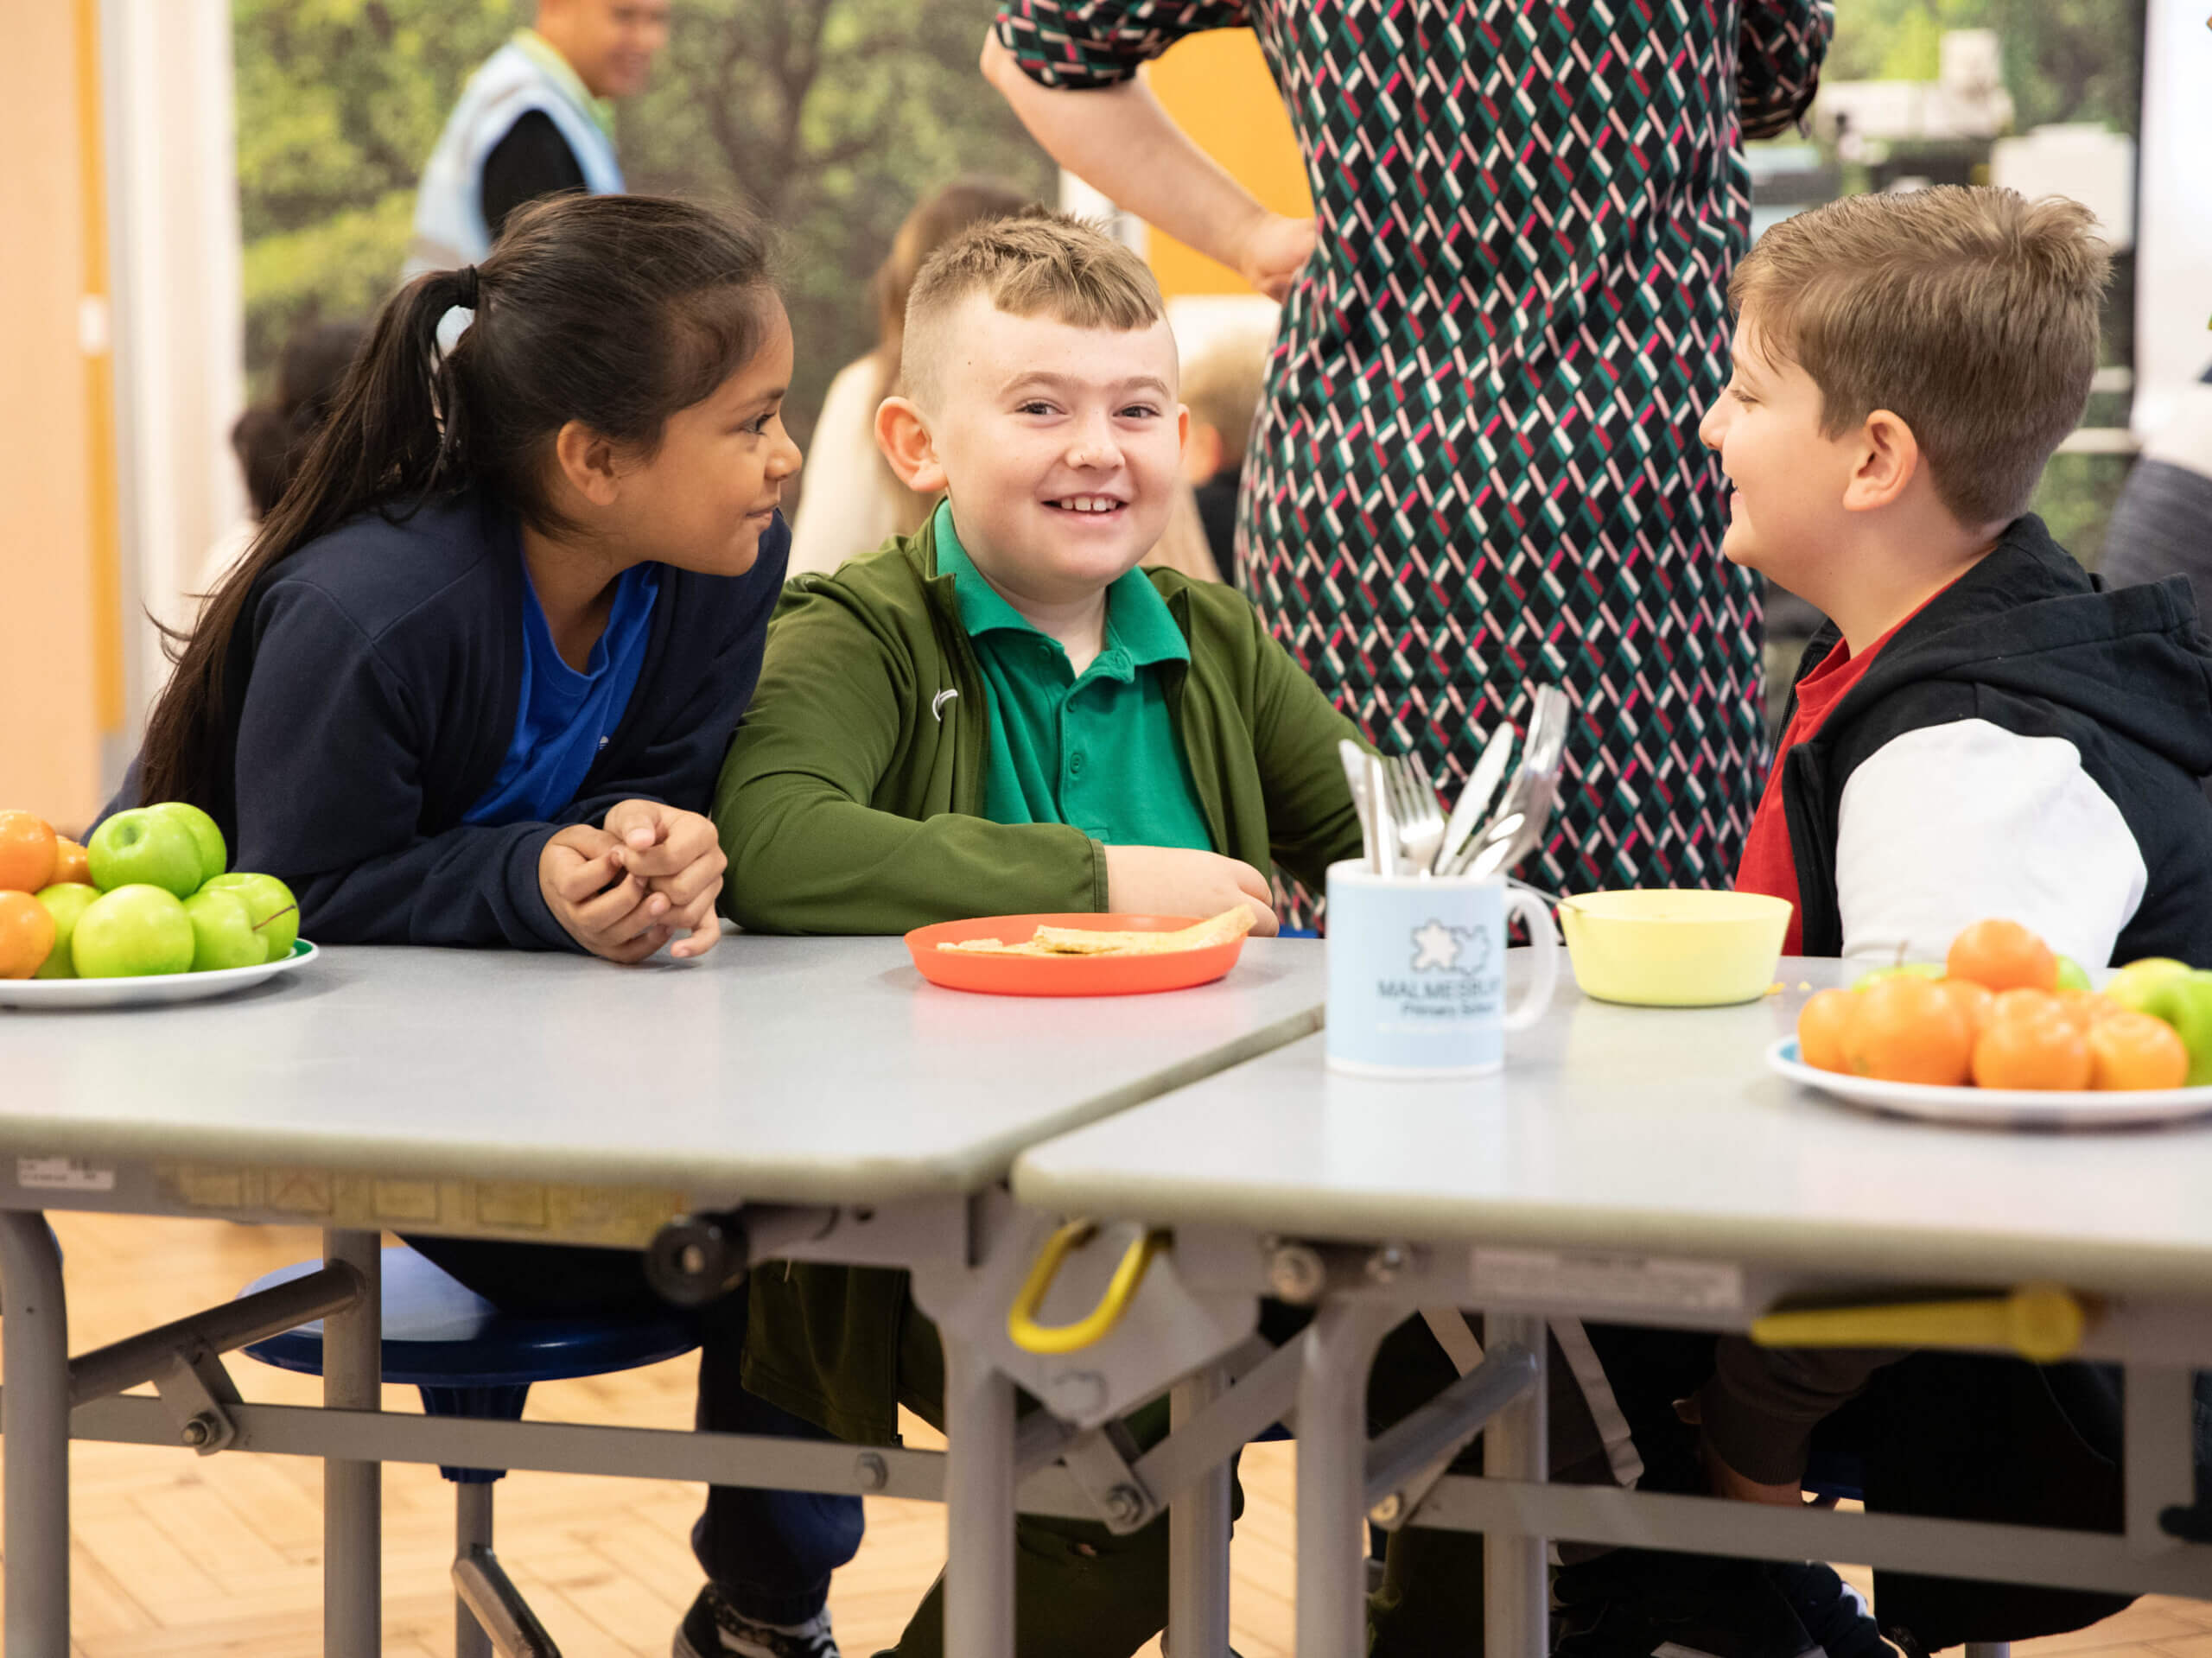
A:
[887,294,1188,612]
[1697,314,1853,582]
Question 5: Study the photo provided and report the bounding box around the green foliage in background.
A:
[233,0,521,384]
[232,0,1052,453]
[1826,0,2144,132]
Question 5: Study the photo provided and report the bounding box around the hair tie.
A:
[456,264,481,311]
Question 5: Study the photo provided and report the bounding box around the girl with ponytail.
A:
[132,193,799,960]
[133,195,869,1657]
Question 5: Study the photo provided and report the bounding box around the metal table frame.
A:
[0,937,1332,1658]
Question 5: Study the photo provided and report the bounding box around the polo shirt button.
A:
[1070,752,1087,775]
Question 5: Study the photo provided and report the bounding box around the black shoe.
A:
[1554,1550,1836,1658]
[675,1585,841,1658]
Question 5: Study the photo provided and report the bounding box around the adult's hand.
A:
[1103,844,1280,936]
[1237,212,1318,302]
[603,798,726,959]
[537,823,676,964]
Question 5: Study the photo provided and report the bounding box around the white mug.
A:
[1325,861,1560,1077]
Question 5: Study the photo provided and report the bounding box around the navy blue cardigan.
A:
[142,492,785,950]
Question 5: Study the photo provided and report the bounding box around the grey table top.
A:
[1013,957,2212,1294]
[0,937,1325,1202]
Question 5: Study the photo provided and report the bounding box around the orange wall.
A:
[1145,31,1313,299]
[0,1,105,832]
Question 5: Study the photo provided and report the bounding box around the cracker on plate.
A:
[938,906,1257,958]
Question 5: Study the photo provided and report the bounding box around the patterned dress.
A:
[995,0,1829,899]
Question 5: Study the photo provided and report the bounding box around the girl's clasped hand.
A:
[539,799,728,962]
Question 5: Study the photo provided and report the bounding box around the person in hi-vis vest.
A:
[406,0,669,279]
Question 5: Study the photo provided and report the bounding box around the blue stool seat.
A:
[242,1245,698,1483]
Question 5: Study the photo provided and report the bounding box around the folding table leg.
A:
[942,1333,1018,1658]
[1167,1365,1232,1656]
[1294,1301,1396,1657]
[322,1229,383,1658]
[1484,1312,1548,1658]
[0,1210,70,1658]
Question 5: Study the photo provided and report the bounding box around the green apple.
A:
[200,872,299,962]
[2139,971,2212,1088]
[30,883,99,980]
[71,884,194,978]
[2055,956,2092,992]
[183,887,264,972]
[2106,957,2194,1014]
[86,809,202,899]
[1851,962,1946,991]
[146,802,226,886]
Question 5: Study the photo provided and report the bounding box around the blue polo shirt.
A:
[463,561,660,828]
[935,504,1212,851]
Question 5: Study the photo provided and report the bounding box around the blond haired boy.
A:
[710,212,1364,1655]
[1685,187,2212,1646]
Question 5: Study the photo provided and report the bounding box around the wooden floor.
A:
[0,1214,2202,1658]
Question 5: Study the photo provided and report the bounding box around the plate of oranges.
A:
[1768,919,2212,1129]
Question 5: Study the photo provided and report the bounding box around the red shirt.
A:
[1735,615,1916,956]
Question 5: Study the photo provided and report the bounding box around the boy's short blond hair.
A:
[1732,186,2109,527]
[899,210,1167,407]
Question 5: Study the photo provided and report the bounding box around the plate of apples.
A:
[0,804,315,1010]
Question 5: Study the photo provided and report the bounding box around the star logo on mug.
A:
[1411,919,1491,974]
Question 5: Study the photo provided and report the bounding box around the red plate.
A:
[904,913,1248,997]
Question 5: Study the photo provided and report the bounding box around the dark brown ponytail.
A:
[139,194,776,810]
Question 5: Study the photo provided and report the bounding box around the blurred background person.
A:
[1179,326,1270,587]
[789,178,1030,578]
[404,0,670,278]
[2103,362,2212,622]
[196,318,367,600]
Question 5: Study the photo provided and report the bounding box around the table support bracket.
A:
[1366,1340,1536,1528]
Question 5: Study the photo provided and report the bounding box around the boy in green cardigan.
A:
[711,213,1364,1655]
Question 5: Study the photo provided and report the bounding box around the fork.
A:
[1382,752,1447,876]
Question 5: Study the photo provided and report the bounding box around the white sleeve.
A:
[1834,719,2147,969]
[786,357,903,580]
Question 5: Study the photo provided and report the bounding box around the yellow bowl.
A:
[1557,888,1792,1007]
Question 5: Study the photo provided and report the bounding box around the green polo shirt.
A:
[933,503,1214,851]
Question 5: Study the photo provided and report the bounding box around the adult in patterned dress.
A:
[984,0,1830,900]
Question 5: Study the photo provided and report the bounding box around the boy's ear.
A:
[551,420,625,509]
[875,397,949,495]
[1842,409,1919,514]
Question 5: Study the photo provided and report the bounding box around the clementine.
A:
[2086,1011,2190,1091]
[0,890,55,979]
[1797,988,1857,1073]
[1935,977,1996,1038]
[1946,918,2058,993]
[1972,1009,2093,1090]
[1990,988,2064,1028]
[50,836,90,886]
[0,812,57,893]
[1845,975,1974,1086]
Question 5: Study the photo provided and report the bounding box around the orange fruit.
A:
[1972,1008,2093,1090]
[1946,918,2058,993]
[2054,988,2115,1031]
[50,836,89,886]
[1797,988,1857,1072]
[1844,975,1974,1086]
[0,811,57,893]
[1935,978,1996,1038]
[2087,1011,2190,1091]
[1990,988,2064,1029]
[0,890,55,979]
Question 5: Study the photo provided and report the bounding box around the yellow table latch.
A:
[1007,1220,1166,1356]
[1750,1282,2088,1363]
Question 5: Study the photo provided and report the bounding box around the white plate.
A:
[1766,1037,2212,1129]
[0,940,319,1011]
